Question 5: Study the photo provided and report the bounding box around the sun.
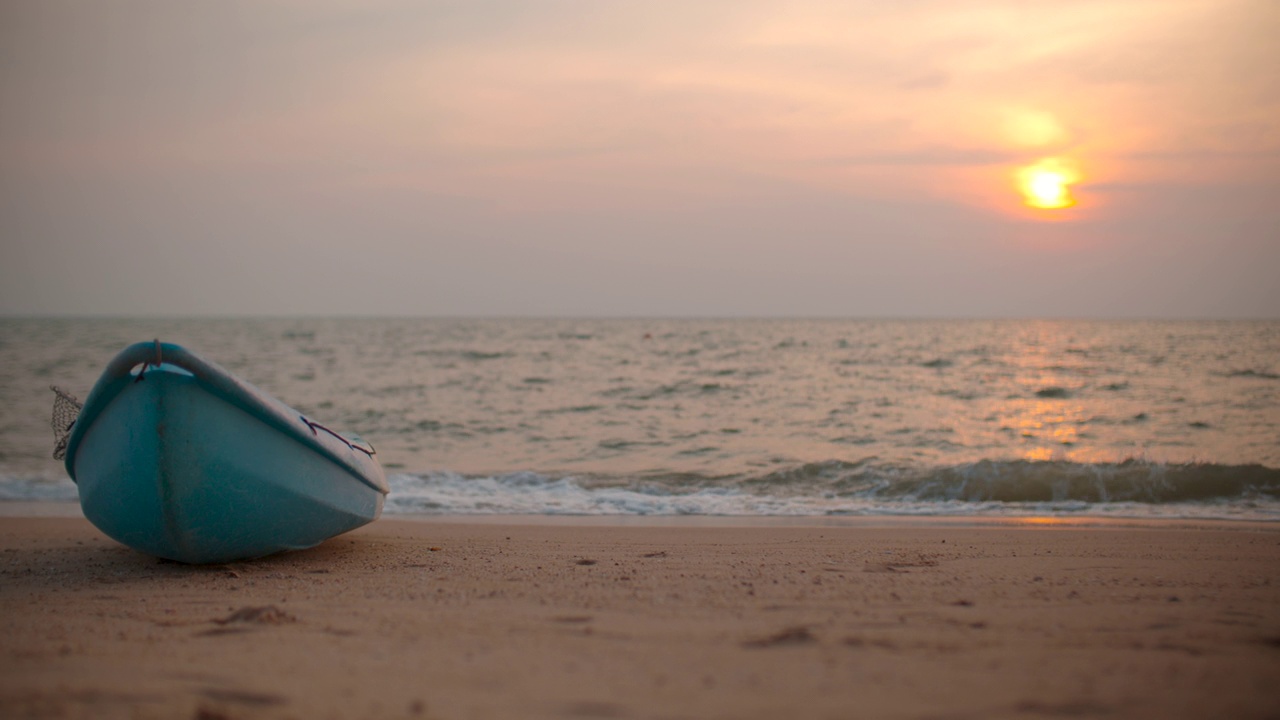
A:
[1025,170,1072,208]
[1016,158,1079,210]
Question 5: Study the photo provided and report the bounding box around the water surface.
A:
[2,318,1277,519]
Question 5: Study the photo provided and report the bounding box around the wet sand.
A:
[2,515,1278,719]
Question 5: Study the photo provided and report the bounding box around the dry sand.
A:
[2,515,1278,720]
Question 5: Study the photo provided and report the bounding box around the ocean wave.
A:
[0,474,79,502]
[1222,369,1279,380]
[382,460,1280,520]
[734,458,1280,502]
[6,460,1278,521]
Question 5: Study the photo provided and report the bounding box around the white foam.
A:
[3,468,1276,522]
[0,474,78,503]
[383,472,1280,521]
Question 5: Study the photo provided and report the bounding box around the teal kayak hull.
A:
[64,342,388,564]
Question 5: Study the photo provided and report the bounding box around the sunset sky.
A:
[2,0,1277,317]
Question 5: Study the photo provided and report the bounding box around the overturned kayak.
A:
[62,340,388,564]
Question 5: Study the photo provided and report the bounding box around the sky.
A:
[1,0,1277,318]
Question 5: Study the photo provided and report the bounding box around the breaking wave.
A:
[6,460,1276,521]
[383,459,1280,520]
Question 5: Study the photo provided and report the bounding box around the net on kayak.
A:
[51,386,82,461]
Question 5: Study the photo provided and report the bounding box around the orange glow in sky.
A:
[1016,158,1081,210]
[0,0,1276,318]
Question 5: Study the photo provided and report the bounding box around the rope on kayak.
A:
[299,416,377,457]
[50,386,83,461]
[134,339,164,383]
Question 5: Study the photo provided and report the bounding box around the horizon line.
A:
[2,312,1277,323]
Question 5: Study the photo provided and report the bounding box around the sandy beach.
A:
[2,515,1278,720]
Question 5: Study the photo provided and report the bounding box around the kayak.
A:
[62,340,388,564]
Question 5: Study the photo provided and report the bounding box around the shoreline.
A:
[1,500,1276,530]
[3,516,1279,718]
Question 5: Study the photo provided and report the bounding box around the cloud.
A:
[1,0,1276,316]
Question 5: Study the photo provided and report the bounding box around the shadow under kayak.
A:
[63,341,389,564]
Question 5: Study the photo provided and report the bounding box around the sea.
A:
[1,317,1277,521]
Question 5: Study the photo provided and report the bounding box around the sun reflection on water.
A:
[995,398,1093,461]
[984,323,1126,464]
[1016,516,1073,526]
